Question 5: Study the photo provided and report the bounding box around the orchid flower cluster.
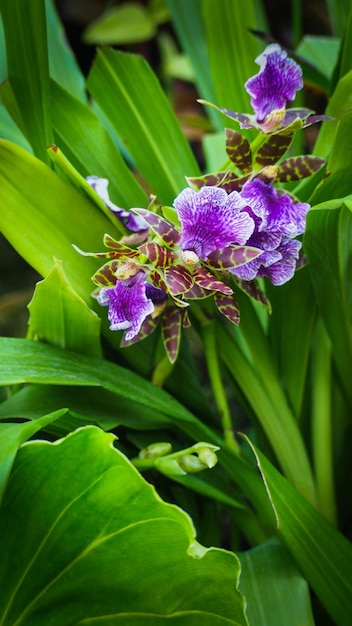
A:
[80,44,329,363]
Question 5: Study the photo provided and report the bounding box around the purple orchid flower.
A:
[96,270,164,340]
[86,176,148,233]
[173,186,255,263]
[245,44,303,131]
[199,44,331,134]
[231,178,309,285]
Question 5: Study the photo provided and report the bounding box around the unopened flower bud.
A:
[139,442,172,459]
[156,457,187,476]
[196,447,218,469]
[177,454,208,474]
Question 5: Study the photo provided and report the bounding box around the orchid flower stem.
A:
[311,319,337,525]
[202,319,240,454]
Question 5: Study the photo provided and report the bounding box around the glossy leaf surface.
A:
[0,427,247,625]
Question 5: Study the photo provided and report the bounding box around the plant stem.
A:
[202,319,240,453]
[311,319,337,525]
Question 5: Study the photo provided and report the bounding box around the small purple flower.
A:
[231,178,309,285]
[96,270,158,340]
[86,176,148,233]
[245,44,303,130]
[173,186,255,262]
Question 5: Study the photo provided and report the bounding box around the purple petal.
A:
[86,176,148,233]
[258,239,302,285]
[96,271,154,340]
[241,178,309,237]
[173,186,255,260]
[245,44,303,124]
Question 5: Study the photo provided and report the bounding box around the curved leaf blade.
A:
[0,426,247,625]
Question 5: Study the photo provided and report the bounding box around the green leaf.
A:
[245,437,352,626]
[50,80,148,209]
[202,0,261,119]
[0,336,277,526]
[0,410,67,505]
[0,102,32,152]
[297,35,339,80]
[266,267,316,418]
[239,540,315,626]
[0,140,120,301]
[304,204,352,407]
[165,0,222,129]
[27,260,102,358]
[0,426,247,625]
[45,0,86,102]
[0,384,171,433]
[1,0,53,162]
[86,48,200,204]
[83,2,157,44]
[314,69,352,159]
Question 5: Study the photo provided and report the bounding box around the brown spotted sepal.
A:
[225,128,252,173]
[132,208,179,247]
[186,170,250,194]
[193,267,233,295]
[214,293,240,325]
[254,134,293,168]
[276,155,326,182]
[207,245,263,271]
[161,305,183,363]
[233,277,272,312]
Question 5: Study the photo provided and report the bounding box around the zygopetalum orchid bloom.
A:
[77,44,324,363]
[173,186,255,264]
[96,269,164,340]
[244,44,303,132]
[199,43,331,135]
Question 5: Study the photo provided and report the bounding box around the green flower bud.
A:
[197,447,218,469]
[139,442,172,460]
[177,454,208,474]
[155,456,187,476]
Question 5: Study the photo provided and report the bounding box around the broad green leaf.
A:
[0,337,277,526]
[0,337,213,429]
[246,438,352,626]
[202,0,261,119]
[327,108,352,173]
[50,80,148,209]
[1,0,53,162]
[314,68,352,159]
[86,48,200,204]
[267,267,316,418]
[0,102,32,152]
[0,409,67,505]
[45,0,86,102]
[165,0,222,129]
[0,384,170,432]
[83,3,157,44]
[239,540,315,626]
[216,320,317,505]
[297,35,340,80]
[0,140,120,302]
[27,260,102,358]
[0,426,247,625]
[304,204,352,407]
[326,0,351,36]
[330,3,352,84]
